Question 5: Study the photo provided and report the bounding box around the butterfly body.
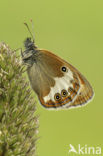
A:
[22,37,94,109]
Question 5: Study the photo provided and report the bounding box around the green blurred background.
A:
[0,0,103,155]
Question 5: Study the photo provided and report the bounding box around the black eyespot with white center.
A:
[54,93,61,101]
[61,66,67,72]
[61,89,68,97]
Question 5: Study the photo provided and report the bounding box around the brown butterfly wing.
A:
[64,63,94,108]
[27,49,94,109]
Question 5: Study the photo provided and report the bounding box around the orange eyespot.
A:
[61,89,68,97]
[61,66,67,73]
[54,93,61,101]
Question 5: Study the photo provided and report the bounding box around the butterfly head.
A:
[24,37,37,50]
[21,37,38,66]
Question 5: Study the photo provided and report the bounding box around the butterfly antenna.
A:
[24,22,35,42]
[30,19,35,41]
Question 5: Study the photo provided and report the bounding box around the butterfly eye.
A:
[54,93,61,101]
[61,66,67,72]
[61,89,68,97]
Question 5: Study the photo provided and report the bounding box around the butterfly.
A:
[21,23,94,110]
